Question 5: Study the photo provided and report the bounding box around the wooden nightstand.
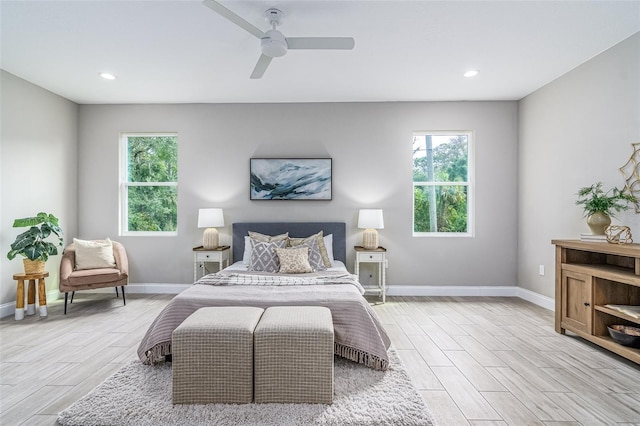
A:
[193,246,230,281]
[354,246,387,303]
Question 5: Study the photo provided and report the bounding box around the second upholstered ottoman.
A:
[172,306,264,404]
[254,306,334,404]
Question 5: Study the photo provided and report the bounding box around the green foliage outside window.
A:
[413,135,469,233]
[125,135,178,232]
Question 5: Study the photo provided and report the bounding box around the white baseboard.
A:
[0,284,190,319]
[0,283,554,318]
[386,285,554,311]
[515,287,555,311]
[387,285,519,297]
[113,283,192,294]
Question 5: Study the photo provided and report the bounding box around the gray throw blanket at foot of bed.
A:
[137,280,391,370]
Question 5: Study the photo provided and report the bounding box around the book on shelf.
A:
[580,233,607,242]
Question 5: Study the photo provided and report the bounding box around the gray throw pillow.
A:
[248,239,287,272]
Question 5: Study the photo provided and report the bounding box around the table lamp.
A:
[198,208,224,249]
[358,209,384,249]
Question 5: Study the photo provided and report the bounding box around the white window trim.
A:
[412,130,475,238]
[119,133,178,237]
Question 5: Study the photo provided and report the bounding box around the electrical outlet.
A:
[539,265,545,276]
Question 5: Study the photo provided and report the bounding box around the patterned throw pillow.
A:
[244,233,289,264]
[275,247,313,274]
[299,238,327,271]
[248,240,287,272]
[289,231,331,268]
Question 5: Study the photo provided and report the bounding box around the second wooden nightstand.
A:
[193,246,230,281]
[354,246,387,303]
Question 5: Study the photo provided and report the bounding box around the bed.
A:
[137,222,391,370]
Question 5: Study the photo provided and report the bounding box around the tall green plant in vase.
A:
[7,212,64,274]
[575,182,637,235]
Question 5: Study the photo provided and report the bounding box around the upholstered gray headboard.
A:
[232,222,346,264]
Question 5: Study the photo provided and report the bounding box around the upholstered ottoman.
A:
[254,306,334,404]
[172,306,264,404]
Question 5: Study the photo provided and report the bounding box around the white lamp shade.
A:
[198,208,224,228]
[357,209,384,229]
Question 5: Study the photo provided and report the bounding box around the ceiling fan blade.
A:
[250,54,273,79]
[286,37,355,50]
[202,0,265,39]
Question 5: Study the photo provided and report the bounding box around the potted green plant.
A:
[7,212,64,274]
[575,182,637,235]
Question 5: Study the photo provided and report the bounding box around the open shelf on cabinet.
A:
[554,239,640,365]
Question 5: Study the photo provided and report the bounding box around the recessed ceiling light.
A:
[99,72,117,80]
[464,70,479,78]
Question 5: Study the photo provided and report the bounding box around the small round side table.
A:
[13,271,49,320]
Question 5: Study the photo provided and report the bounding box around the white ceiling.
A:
[1,0,639,104]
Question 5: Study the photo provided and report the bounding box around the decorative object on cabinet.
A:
[198,208,224,249]
[357,209,384,249]
[605,225,633,244]
[250,158,332,200]
[575,182,637,235]
[354,245,387,303]
[6,212,64,274]
[619,142,640,213]
[607,325,640,348]
[553,239,640,364]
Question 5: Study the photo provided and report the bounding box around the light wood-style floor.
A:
[0,294,639,425]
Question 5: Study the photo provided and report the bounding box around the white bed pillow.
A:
[73,238,116,270]
[324,234,334,263]
[275,246,313,274]
[242,236,251,264]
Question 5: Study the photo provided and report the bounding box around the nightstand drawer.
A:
[196,252,220,261]
[358,253,384,262]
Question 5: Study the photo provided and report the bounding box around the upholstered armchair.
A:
[59,240,128,314]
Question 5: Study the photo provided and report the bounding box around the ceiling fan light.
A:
[261,29,287,57]
[261,38,287,57]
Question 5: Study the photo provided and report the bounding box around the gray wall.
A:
[518,32,640,298]
[0,70,78,306]
[3,31,636,307]
[78,101,519,287]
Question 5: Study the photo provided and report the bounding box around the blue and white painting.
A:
[250,158,332,200]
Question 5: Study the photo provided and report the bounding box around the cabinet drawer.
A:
[196,252,219,261]
[358,253,384,262]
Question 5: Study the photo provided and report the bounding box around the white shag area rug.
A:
[58,349,435,426]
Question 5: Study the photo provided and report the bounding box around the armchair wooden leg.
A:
[70,291,75,304]
[64,292,68,315]
[121,286,126,306]
[115,287,119,298]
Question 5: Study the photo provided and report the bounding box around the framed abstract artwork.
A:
[250,158,332,200]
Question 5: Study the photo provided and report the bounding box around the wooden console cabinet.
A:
[553,239,640,364]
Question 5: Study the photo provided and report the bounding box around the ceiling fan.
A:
[202,0,355,79]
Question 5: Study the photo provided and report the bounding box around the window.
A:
[120,134,178,235]
[412,131,473,236]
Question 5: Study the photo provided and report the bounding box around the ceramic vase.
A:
[587,211,611,235]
